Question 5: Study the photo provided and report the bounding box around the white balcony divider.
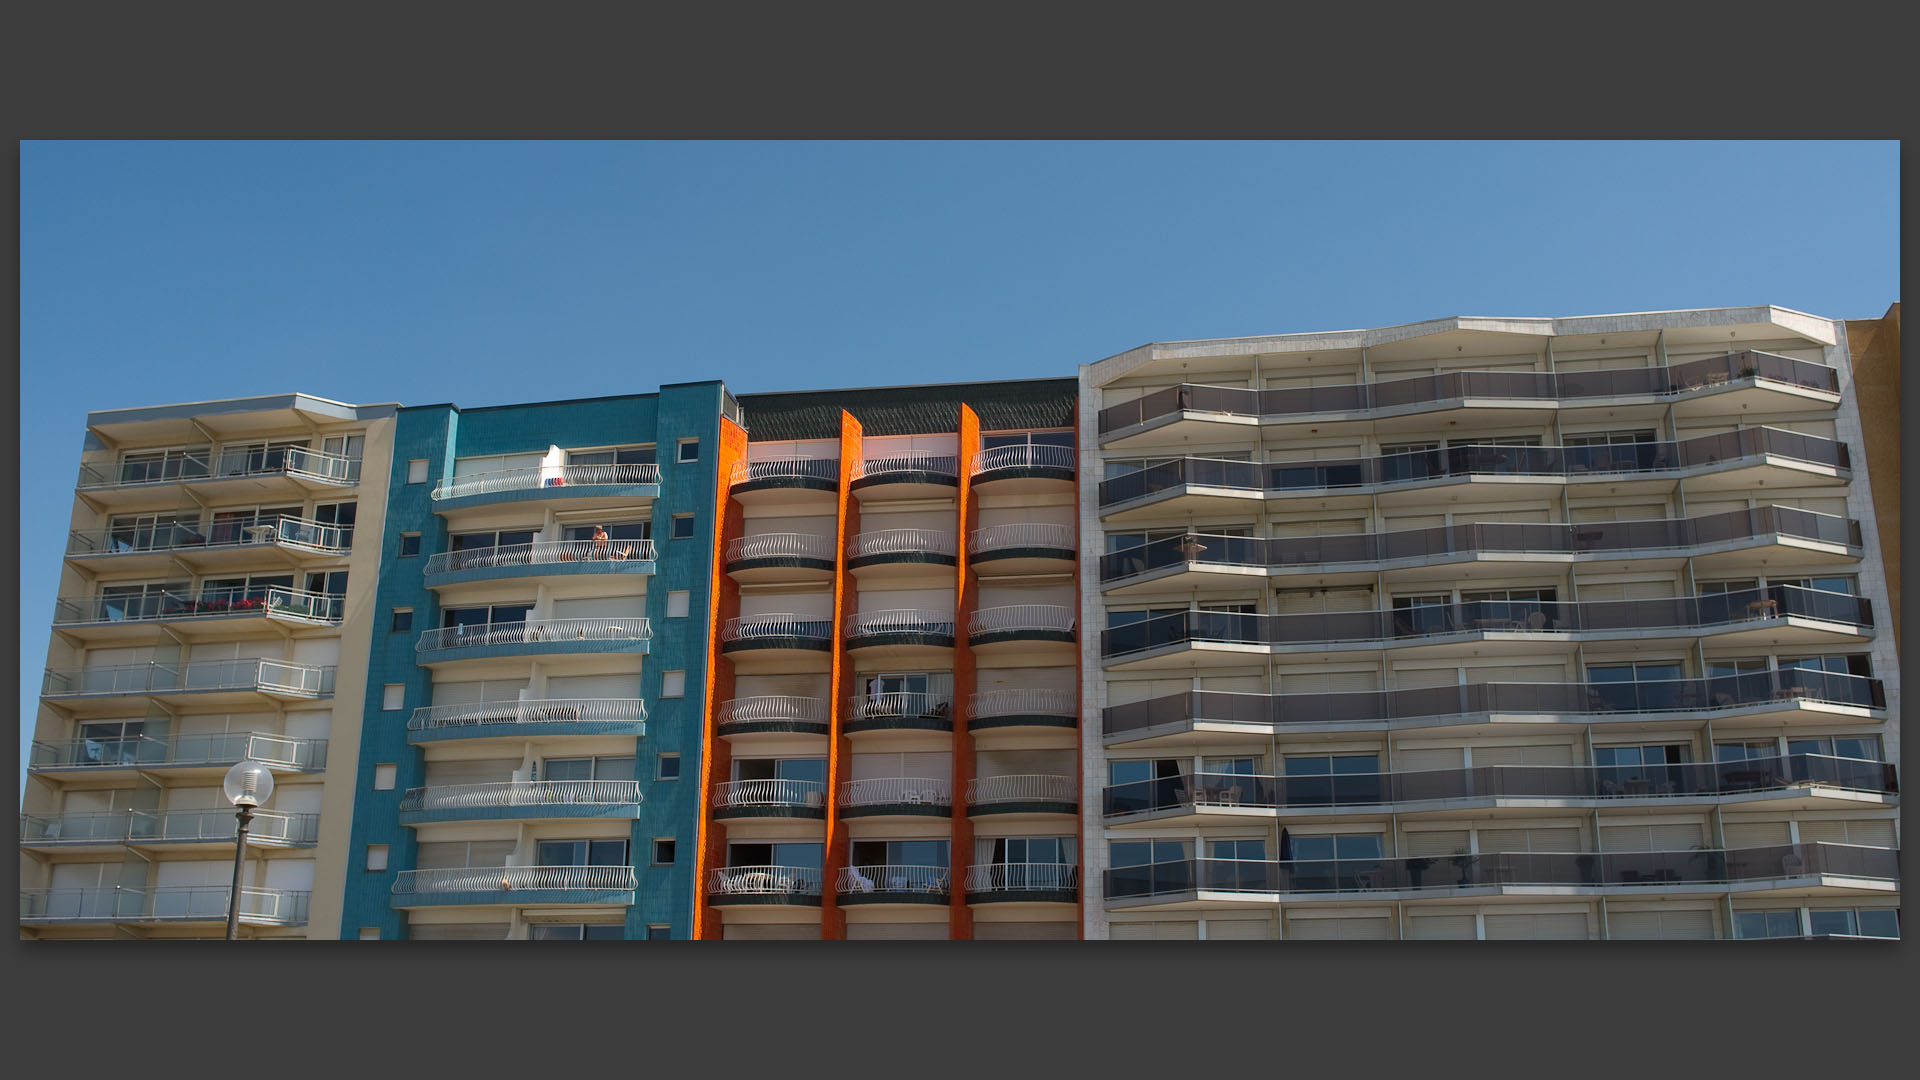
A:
[966,774,1076,804]
[712,779,828,808]
[416,618,652,652]
[247,659,337,696]
[729,458,839,485]
[965,863,1079,891]
[848,529,957,558]
[968,688,1077,719]
[722,613,833,641]
[261,587,346,624]
[846,692,952,720]
[391,865,638,895]
[708,865,824,895]
[839,777,952,807]
[969,604,1076,635]
[425,539,657,575]
[18,886,311,923]
[845,608,955,637]
[974,444,1075,473]
[258,516,352,553]
[280,445,361,484]
[853,453,959,480]
[398,780,642,811]
[715,695,830,725]
[432,462,661,500]
[968,522,1075,554]
[408,698,645,731]
[836,864,951,894]
[726,532,836,562]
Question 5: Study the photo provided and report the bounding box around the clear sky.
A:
[17,139,1900,793]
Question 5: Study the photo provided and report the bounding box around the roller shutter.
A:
[972,921,1077,940]
[409,923,511,940]
[1404,912,1477,940]
[1721,821,1791,849]
[1394,747,1465,771]
[1796,819,1896,847]
[1600,823,1705,852]
[1110,920,1198,940]
[722,922,821,940]
[845,921,949,940]
[1608,908,1715,940]
[1477,826,1580,852]
[1203,919,1272,940]
[422,758,518,787]
[1402,829,1471,856]
[1285,915,1391,940]
[1482,912,1589,939]
[1472,744,1575,767]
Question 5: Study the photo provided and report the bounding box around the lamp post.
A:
[222,760,275,940]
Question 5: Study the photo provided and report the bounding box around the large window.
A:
[535,839,630,868]
[207,505,303,546]
[727,842,822,868]
[440,603,534,638]
[1283,753,1380,805]
[984,430,1074,449]
[1786,735,1882,761]
[1733,909,1802,939]
[117,446,209,483]
[1807,908,1899,938]
[530,923,624,941]
[542,756,636,782]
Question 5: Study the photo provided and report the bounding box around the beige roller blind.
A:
[1404,912,1477,940]
[408,923,511,940]
[1111,920,1198,940]
[1403,829,1471,856]
[1462,663,1567,685]
[1392,668,1458,690]
[1570,503,1668,523]
[1721,821,1791,849]
[1472,744,1575,767]
[1483,912,1589,939]
[722,922,821,940]
[1600,823,1705,852]
[1478,826,1581,852]
[422,758,519,787]
[1797,819,1896,847]
[1609,908,1715,940]
[972,921,1078,940]
[1286,915,1391,940]
[845,922,949,940]
[1395,747,1466,771]
[1270,518,1367,537]
[1203,919,1272,940]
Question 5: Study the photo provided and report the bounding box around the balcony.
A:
[28,731,327,775]
[20,808,321,851]
[429,463,661,513]
[847,529,958,578]
[725,533,836,582]
[397,780,643,825]
[406,698,646,745]
[835,865,951,904]
[838,777,953,818]
[65,515,352,572]
[390,865,638,908]
[720,614,834,661]
[849,452,960,499]
[844,609,956,657]
[415,618,652,665]
[706,866,824,906]
[968,688,1078,732]
[712,779,829,819]
[968,523,1076,573]
[729,457,839,502]
[1103,670,1888,745]
[423,539,656,588]
[971,444,1076,491]
[964,863,1079,904]
[1104,843,1900,904]
[969,604,1076,653]
[52,586,344,640]
[844,692,954,735]
[1102,755,1897,822]
[967,774,1077,816]
[41,659,336,709]
[19,886,312,927]
[715,695,831,738]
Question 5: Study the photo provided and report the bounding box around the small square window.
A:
[671,515,695,540]
[666,591,690,618]
[652,838,677,865]
[366,845,389,871]
[678,439,700,462]
[656,753,681,780]
[399,533,421,557]
[391,608,413,632]
[358,927,381,940]
[661,671,686,698]
[407,459,429,484]
[647,924,671,941]
[373,763,397,790]
[382,685,405,711]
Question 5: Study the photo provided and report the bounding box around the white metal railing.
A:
[729,458,839,486]
[77,446,214,489]
[974,444,1076,474]
[846,608,955,637]
[969,604,1076,635]
[425,539,656,575]
[712,779,828,809]
[432,463,661,500]
[966,774,1076,805]
[280,445,361,484]
[390,865,637,896]
[840,777,953,807]
[397,780,642,812]
[407,698,645,731]
[965,863,1079,891]
[18,886,310,924]
[968,688,1077,719]
[716,695,830,725]
[41,659,335,698]
[969,522,1075,554]
[249,515,352,553]
[722,613,834,642]
[853,453,959,481]
[28,732,327,771]
[21,808,320,846]
[837,865,951,894]
[416,618,652,652]
[708,865,824,896]
[849,528,957,559]
[53,586,343,626]
[847,692,953,721]
[726,532,836,562]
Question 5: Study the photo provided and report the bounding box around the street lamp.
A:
[222,760,275,940]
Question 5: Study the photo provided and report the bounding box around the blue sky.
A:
[17,140,1900,792]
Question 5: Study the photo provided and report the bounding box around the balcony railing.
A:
[708,865,824,897]
[390,865,637,898]
[431,463,661,501]
[974,444,1076,474]
[1105,843,1900,900]
[847,692,953,722]
[407,698,645,733]
[21,808,321,846]
[726,533,837,562]
[970,522,1076,555]
[66,515,352,558]
[19,886,311,924]
[837,865,951,895]
[968,774,1076,805]
[77,447,214,489]
[29,731,327,771]
[712,779,828,810]
[721,614,834,644]
[970,604,1075,636]
[416,618,652,653]
[716,695,831,727]
[53,586,345,627]
[424,539,656,576]
[965,863,1080,891]
[1102,754,1897,816]
[848,529,958,559]
[1101,505,1863,582]
[41,659,336,699]
[1098,351,1843,433]
[1103,670,1887,737]
[969,688,1077,720]
[1101,585,1871,657]
[729,458,840,486]
[846,609,956,639]
[852,453,959,481]
[840,777,953,808]
[397,780,642,813]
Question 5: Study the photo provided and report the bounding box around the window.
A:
[1772,575,1857,595]
[983,430,1075,449]
[537,839,630,868]
[647,924,671,941]
[1733,910,1803,939]
[366,845,389,871]
[382,685,405,711]
[399,532,421,557]
[407,459,429,484]
[391,608,413,632]
[1786,735,1882,761]
[312,501,357,545]
[848,838,949,868]
[1109,838,1193,867]
[75,721,145,764]
[727,841,822,868]
[117,445,210,483]
[542,756,636,782]
[678,439,700,462]
[531,924,625,941]
[656,753,681,780]
[358,927,381,940]
[105,512,201,553]
[1562,430,1657,447]
[439,603,534,640]
[373,764,397,791]
[1807,908,1899,939]
[1283,753,1381,804]
[569,445,656,466]
[732,758,827,787]
[671,515,695,540]
[1714,741,1779,762]
[661,671,686,698]
[652,838,677,865]
[666,591,690,618]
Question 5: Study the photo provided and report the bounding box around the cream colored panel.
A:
[1609,908,1714,940]
[546,674,643,698]
[1483,912,1589,939]
[1478,826,1580,852]
[551,595,646,620]
[410,923,511,939]
[1285,915,1391,940]
[422,758,518,787]
[737,591,833,618]
[1462,662,1566,684]
[1471,744,1574,767]
[721,922,821,940]
[1391,668,1456,690]
[1203,919,1272,940]
[1600,823,1705,852]
[1106,679,1191,707]
[1404,913,1476,940]
[974,921,1078,940]
[1721,821,1790,848]
[291,638,340,666]
[1402,829,1471,856]
[845,921,950,940]
[1394,747,1465,771]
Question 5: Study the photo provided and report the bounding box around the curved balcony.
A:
[844,609,955,656]
[41,659,335,710]
[706,866,824,906]
[972,444,1076,491]
[1101,586,1873,669]
[397,780,643,825]
[423,539,656,588]
[1105,670,1887,746]
[20,808,322,851]
[1105,843,1900,905]
[28,731,328,776]
[712,779,829,819]
[415,618,652,665]
[390,865,637,909]
[715,695,831,738]
[969,605,1076,653]
[844,692,954,735]
[406,698,646,744]
[19,886,311,927]
[65,514,351,573]
[835,865,951,904]
[847,529,958,578]
[429,463,661,513]
[964,863,1079,904]
[729,457,840,502]
[849,453,960,499]
[53,586,344,641]
[725,533,836,581]
[968,688,1078,732]
[838,777,953,818]
[1103,755,1897,823]
[966,774,1077,817]
[968,522,1076,573]
[721,614,834,661]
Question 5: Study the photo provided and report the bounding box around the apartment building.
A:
[1079,307,1901,940]
[695,380,1083,939]
[21,395,395,938]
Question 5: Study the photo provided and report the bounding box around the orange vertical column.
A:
[820,411,863,940]
[692,416,748,940]
[949,404,979,939]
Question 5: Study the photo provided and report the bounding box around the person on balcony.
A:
[591,525,610,558]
